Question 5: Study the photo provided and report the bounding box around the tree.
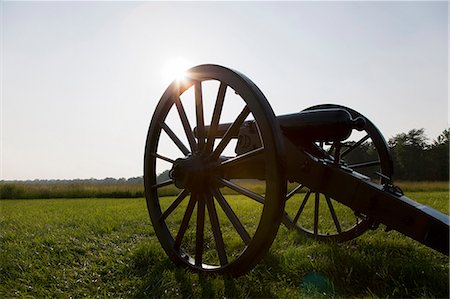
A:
[388,129,429,180]
[428,129,449,181]
[433,129,449,146]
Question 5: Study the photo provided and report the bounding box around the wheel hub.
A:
[169,155,217,191]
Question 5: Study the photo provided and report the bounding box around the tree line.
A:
[1,128,448,186]
[388,128,448,181]
[1,176,144,185]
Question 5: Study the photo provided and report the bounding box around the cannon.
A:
[144,64,449,277]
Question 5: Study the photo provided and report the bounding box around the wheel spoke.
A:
[311,142,332,160]
[314,192,320,237]
[325,196,342,234]
[348,160,380,169]
[195,81,206,151]
[195,197,206,267]
[211,106,250,159]
[206,83,227,153]
[175,96,197,152]
[151,179,174,189]
[341,134,370,158]
[293,190,311,224]
[333,142,342,165]
[160,189,190,221]
[160,121,190,156]
[152,153,175,164]
[206,193,228,265]
[327,143,335,155]
[212,188,251,245]
[217,178,264,204]
[174,195,197,250]
[219,147,264,169]
[286,183,304,201]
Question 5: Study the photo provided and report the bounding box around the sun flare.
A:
[162,57,192,84]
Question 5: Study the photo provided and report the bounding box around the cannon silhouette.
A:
[144,64,449,276]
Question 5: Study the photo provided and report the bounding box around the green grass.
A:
[396,181,449,192]
[1,191,448,298]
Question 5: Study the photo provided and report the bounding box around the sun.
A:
[161,57,192,84]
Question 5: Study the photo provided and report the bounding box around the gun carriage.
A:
[144,64,449,277]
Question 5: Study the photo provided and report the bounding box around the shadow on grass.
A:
[128,241,242,298]
[279,236,448,298]
[128,236,448,298]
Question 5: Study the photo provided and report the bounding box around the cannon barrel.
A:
[199,108,366,142]
[278,108,365,142]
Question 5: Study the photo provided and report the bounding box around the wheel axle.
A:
[169,155,219,191]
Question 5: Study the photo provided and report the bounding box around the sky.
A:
[1,1,448,180]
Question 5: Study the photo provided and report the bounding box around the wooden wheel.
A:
[283,104,393,242]
[144,64,286,276]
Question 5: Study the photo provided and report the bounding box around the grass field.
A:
[1,180,448,199]
[1,190,449,298]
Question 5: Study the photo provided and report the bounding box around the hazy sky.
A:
[1,1,448,180]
